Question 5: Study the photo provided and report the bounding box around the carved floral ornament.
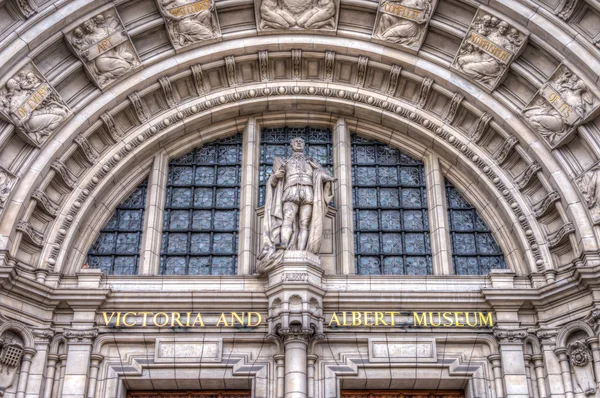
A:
[255,0,340,32]
[64,8,141,89]
[38,80,546,276]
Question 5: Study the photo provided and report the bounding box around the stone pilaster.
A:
[554,347,574,398]
[25,329,54,397]
[493,328,530,397]
[86,354,104,398]
[61,328,98,398]
[531,354,548,398]
[15,347,36,398]
[42,354,59,398]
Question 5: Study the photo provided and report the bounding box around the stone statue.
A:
[579,166,600,223]
[68,13,138,87]
[0,69,69,146]
[257,137,336,274]
[567,341,597,396]
[373,0,433,50]
[258,0,337,31]
[523,67,597,148]
[159,0,220,48]
[453,14,524,90]
[0,168,16,210]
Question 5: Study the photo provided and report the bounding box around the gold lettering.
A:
[443,312,453,327]
[479,312,493,327]
[247,312,261,327]
[342,312,351,326]
[171,312,184,327]
[102,312,116,326]
[352,311,362,326]
[328,312,341,327]
[140,312,153,327]
[216,312,229,327]
[153,312,169,327]
[465,312,478,327]
[364,312,373,327]
[374,312,387,326]
[454,312,464,327]
[231,312,245,326]
[122,312,137,327]
[429,312,441,327]
[386,312,400,326]
[192,313,205,327]
[115,312,122,327]
[185,312,191,327]
[413,312,428,327]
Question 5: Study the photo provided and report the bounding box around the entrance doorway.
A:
[127,391,251,398]
[341,391,464,398]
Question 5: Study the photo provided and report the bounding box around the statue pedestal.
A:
[266,250,324,289]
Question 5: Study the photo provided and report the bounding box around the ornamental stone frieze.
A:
[451,7,528,92]
[522,63,600,149]
[64,328,99,344]
[255,0,340,32]
[0,63,71,147]
[156,0,221,50]
[372,0,438,52]
[493,328,527,343]
[64,8,141,90]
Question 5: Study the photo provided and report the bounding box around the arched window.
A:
[160,135,242,275]
[351,136,432,275]
[259,127,332,206]
[87,180,148,275]
[445,181,506,275]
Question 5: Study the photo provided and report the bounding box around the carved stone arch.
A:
[0,320,35,349]
[556,321,596,348]
[49,334,67,355]
[523,334,542,355]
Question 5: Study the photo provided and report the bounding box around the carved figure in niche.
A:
[0,70,69,145]
[522,68,596,147]
[69,13,137,86]
[257,138,336,273]
[579,166,600,223]
[374,0,433,50]
[258,0,336,30]
[159,0,219,47]
[0,334,25,396]
[454,15,523,89]
[567,341,597,396]
[0,168,16,210]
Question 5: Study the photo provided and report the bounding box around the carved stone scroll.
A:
[416,77,433,108]
[259,50,269,82]
[159,76,179,107]
[51,160,77,189]
[191,64,206,94]
[292,49,302,80]
[64,8,141,89]
[0,167,17,211]
[493,135,518,165]
[324,51,335,82]
[100,111,122,142]
[0,63,71,147]
[470,112,492,142]
[255,0,340,32]
[16,220,44,246]
[443,93,463,124]
[74,134,100,164]
[451,8,528,92]
[157,0,221,50]
[372,0,438,52]
[356,56,368,87]
[522,63,600,149]
[225,55,237,86]
[128,92,149,123]
[31,189,58,216]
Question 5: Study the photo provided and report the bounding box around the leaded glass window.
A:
[259,126,332,206]
[445,181,506,275]
[160,135,242,275]
[88,180,148,275]
[351,136,432,275]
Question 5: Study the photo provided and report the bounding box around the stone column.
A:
[238,116,260,274]
[493,329,530,398]
[139,150,169,275]
[586,337,600,392]
[26,329,54,397]
[425,153,453,275]
[86,354,104,398]
[523,354,537,398]
[42,354,59,398]
[531,354,548,398]
[279,327,311,398]
[55,354,68,398]
[61,329,98,398]
[536,330,564,397]
[307,354,317,398]
[275,354,285,398]
[332,117,355,274]
[15,348,36,398]
[555,348,574,398]
[488,354,505,398]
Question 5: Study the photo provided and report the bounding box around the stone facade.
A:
[0,0,600,397]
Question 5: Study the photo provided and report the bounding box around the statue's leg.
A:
[281,201,298,248]
[297,204,313,251]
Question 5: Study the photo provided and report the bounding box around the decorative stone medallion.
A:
[522,63,600,149]
[157,0,222,50]
[451,7,528,92]
[0,63,71,147]
[372,0,438,52]
[255,0,340,32]
[64,8,141,89]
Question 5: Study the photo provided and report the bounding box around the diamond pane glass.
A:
[446,181,506,275]
[352,136,431,275]
[160,135,242,275]
[88,180,147,275]
[259,127,333,206]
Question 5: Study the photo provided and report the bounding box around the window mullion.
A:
[139,150,169,275]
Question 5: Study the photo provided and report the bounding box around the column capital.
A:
[487,353,502,365]
[22,347,37,360]
[535,328,558,346]
[32,328,54,344]
[493,327,527,344]
[64,328,98,344]
[271,323,324,346]
[90,354,104,364]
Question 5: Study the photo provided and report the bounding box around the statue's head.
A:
[290,137,305,152]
